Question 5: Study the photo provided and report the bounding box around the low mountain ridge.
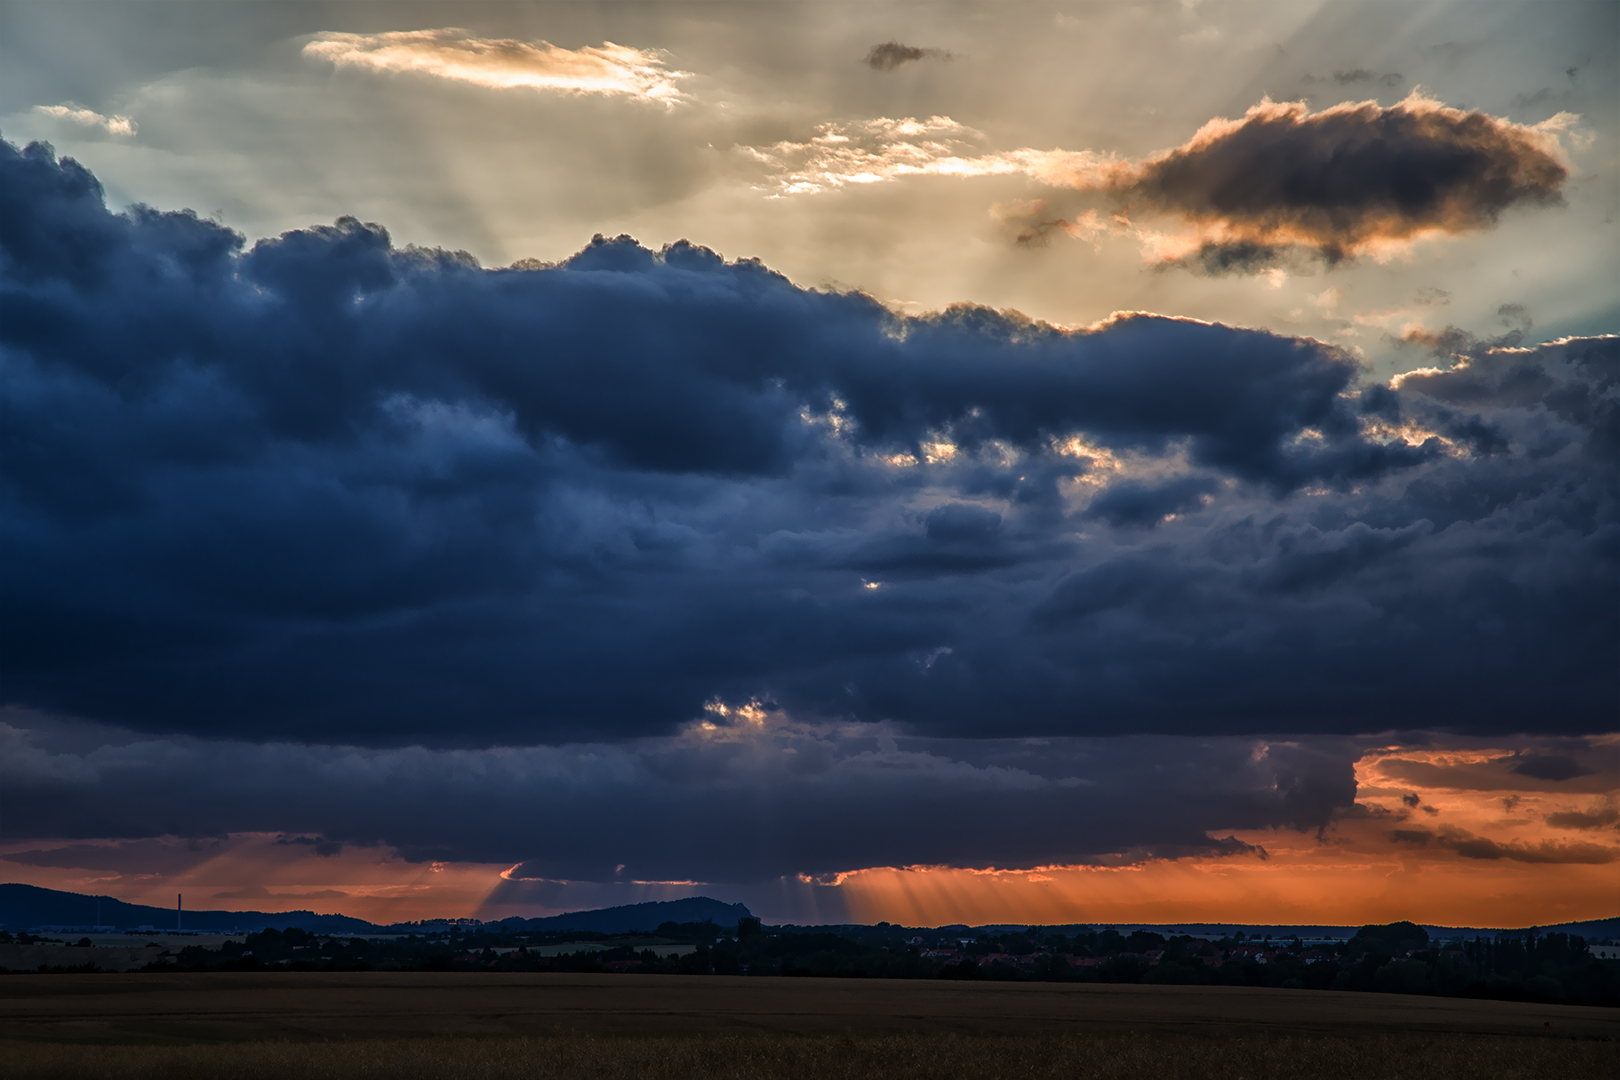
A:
[490,897,754,934]
[0,883,376,934]
[0,883,753,937]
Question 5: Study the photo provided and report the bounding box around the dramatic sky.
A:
[1,0,1615,928]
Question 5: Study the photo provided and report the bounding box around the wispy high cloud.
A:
[33,104,136,137]
[739,116,1105,196]
[303,29,688,105]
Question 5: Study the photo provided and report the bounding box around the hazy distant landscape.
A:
[5,886,1617,1009]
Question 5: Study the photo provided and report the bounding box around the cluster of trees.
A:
[158,927,465,973]
[919,921,1617,1006]
[9,919,1614,1005]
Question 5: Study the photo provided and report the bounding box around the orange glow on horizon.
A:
[834,741,1619,928]
[829,849,1617,929]
[0,835,513,925]
[4,741,1613,929]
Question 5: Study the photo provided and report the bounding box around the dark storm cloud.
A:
[0,137,1615,750]
[863,42,949,71]
[1106,95,1568,266]
[0,710,1356,882]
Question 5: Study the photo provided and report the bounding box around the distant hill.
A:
[492,897,753,934]
[0,883,379,935]
[1427,917,1620,942]
[1,884,752,938]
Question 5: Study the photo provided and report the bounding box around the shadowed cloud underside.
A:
[0,136,1614,750]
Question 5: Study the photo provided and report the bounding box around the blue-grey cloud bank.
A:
[2,136,1615,746]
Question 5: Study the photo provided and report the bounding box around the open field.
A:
[0,974,1612,1078]
[0,944,198,974]
[0,1031,1611,1080]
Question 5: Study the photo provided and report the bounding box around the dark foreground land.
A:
[1,973,1613,1078]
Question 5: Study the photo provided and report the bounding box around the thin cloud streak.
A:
[33,105,136,137]
[738,116,1109,196]
[303,29,689,105]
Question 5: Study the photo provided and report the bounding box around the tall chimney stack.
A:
[177,893,182,933]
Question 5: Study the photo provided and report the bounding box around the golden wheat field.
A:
[1,974,1613,1079]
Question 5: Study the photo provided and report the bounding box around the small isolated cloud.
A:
[303,29,688,105]
[864,42,951,71]
[1398,302,1534,359]
[33,104,135,137]
[1544,803,1620,830]
[993,200,1107,248]
[1108,93,1569,270]
[1163,240,1317,278]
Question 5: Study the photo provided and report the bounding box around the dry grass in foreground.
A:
[0,1032,1611,1080]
